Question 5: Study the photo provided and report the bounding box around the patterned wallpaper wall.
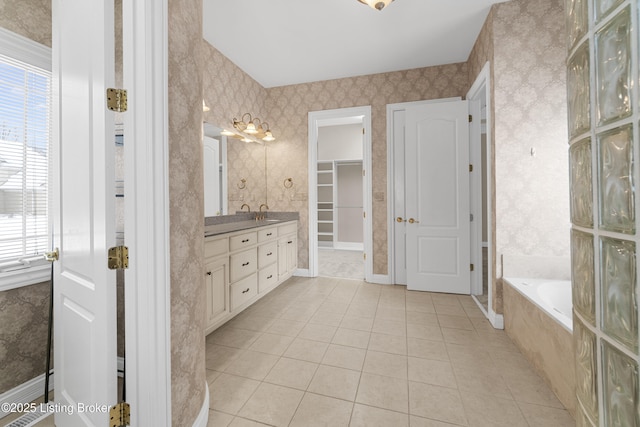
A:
[265,65,470,274]
[168,0,206,424]
[203,41,469,274]
[0,1,51,395]
[492,0,569,311]
[202,42,269,213]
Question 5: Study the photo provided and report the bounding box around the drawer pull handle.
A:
[267,275,273,279]
[206,271,212,276]
[241,239,250,243]
[287,241,293,244]
[242,288,250,294]
[242,262,250,267]
[266,233,273,236]
[267,252,273,256]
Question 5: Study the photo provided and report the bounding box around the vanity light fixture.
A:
[231,113,276,143]
[357,0,394,11]
[202,100,210,112]
[220,129,235,136]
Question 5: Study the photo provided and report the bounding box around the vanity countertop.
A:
[204,212,299,237]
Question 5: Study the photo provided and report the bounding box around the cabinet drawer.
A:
[204,237,228,258]
[230,248,257,283]
[258,241,278,269]
[258,227,277,243]
[229,231,257,252]
[259,264,278,293]
[230,273,257,310]
[278,222,297,236]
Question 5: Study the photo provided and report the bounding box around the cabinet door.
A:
[287,235,297,275]
[205,257,229,331]
[278,237,288,280]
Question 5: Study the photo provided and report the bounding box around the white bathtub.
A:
[504,278,573,332]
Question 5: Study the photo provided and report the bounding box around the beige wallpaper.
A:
[492,0,569,311]
[168,0,206,425]
[467,0,569,314]
[0,0,51,47]
[0,1,52,395]
[202,43,471,275]
[202,42,270,213]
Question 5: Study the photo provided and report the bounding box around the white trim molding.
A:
[191,382,209,427]
[308,106,373,282]
[0,26,51,71]
[122,0,172,425]
[0,371,54,420]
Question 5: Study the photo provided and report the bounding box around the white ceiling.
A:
[203,0,508,88]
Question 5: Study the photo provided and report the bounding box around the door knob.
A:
[408,218,419,224]
[396,217,406,223]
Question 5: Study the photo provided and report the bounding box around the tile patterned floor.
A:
[206,276,575,427]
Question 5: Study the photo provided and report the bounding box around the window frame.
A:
[0,27,52,291]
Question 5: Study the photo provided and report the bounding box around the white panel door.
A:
[203,136,221,216]
[52,0,117,425]
[405,100,470,294]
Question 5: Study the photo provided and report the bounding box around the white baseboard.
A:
[489,309,504,330]
[333,242,364,251]
[294,268,310,277]
[0,371,54,419]
[192,381,209,427]
[370,274,391,285]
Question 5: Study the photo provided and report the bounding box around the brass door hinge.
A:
[109,402,130,427]
[468,115,472,122]
[107,88,128,112]
[108,246,129,270]
[363,212,366,219]
[362,128,365,134]
[363,253,367,260]
[469,164,473,172]
[470,264,475,271]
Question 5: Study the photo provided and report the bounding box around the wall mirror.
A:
[203,122,268,217]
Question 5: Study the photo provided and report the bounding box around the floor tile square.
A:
[321,344,366,371]
[283,337,329,363]
[266,319,306,337]
[289,393,353,427]
[238,382,304,426]
[408,381,467,425]
[406,323,443,341]
[308,364,361,401]
[356,372,409,413]
[264,357,318,390]
[407,338,449,361]
[331,327,371,349]
[350,403,409,427]
[340,315,375,331]
[248,333,294,356]
[372,318,407,336]
[209,373,260,415]
[363,350,408,379]
[368,332,407,355]
[224,350,279,381]
[460,391,527,426]
[298,323,338,342]
[408,357,456,388]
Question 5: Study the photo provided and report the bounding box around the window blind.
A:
[0,53,51,267]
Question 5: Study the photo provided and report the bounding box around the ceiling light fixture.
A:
[357,0,394,11]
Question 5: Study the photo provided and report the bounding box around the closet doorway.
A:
[308,106,372,282]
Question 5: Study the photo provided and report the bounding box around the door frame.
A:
[122,0,172,424]
[386,97,461,285]
[308,106,372,281]
[466,62,502,328]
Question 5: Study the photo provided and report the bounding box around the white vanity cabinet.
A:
[278,222,298,281]
[204,220,297,335]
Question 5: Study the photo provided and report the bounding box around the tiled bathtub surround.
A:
[503,281,576,416]
[206,277,575,426]
[566,0,640,425]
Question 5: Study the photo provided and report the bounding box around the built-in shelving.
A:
[317,161,334,247]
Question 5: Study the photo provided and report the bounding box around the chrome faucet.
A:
[240,203,251,212]
[257,204,269,220]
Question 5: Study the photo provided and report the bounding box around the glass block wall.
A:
[566,0,640,425]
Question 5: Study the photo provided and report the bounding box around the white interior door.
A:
[405,100,470,294]
[203,136,221,216]
[52,0,117,425]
